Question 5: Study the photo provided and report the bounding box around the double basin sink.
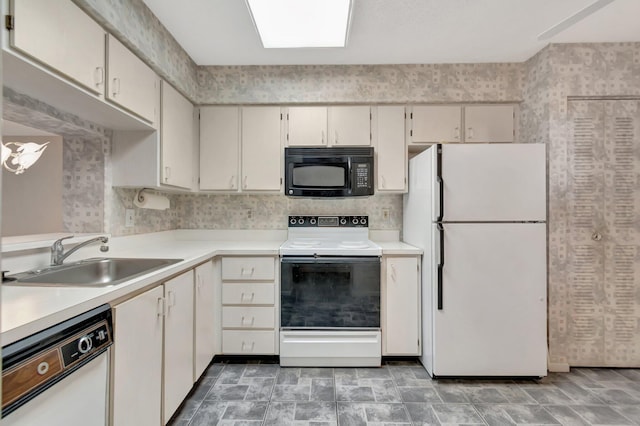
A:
[7,257,183,287]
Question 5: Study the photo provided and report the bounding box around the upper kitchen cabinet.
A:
[111,81,196,191]
[241,107,283,192]
[161,81,196,190]
[9,0,106,95]
[286,106,371,147]
[464,105,515,143]
[199,106,240,191]
[375,106,407,192]
[408,104,515,146]
[106,34,159,124]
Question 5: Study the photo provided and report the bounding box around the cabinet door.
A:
[287,106,328,146]
[194,261,216,379]
[411,106,462,143]
[161,81,194,189]
[112,286,163,426]
[241,107,282,191]
[376,106,406,192]
[107,34,159,124]
[200,106,240,190]
[383,257,420,355]
[11,0,106,95]
[164,270,195,422]
[329,106,371,146]
[464,105,514,142]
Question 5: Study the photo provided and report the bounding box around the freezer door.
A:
[438,144,546,221]
[432,223,547,377]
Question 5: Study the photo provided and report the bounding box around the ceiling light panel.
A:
[246,0,352,48]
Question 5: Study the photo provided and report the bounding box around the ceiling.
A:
[141,0,640,66]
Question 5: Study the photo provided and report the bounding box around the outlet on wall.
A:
[382,208,391,223]
[125,209,135,227]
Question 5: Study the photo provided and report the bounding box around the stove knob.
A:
[352,218,359,225]
[289,217,297,225]
[78,335,93,354]
[340,218,347,225]
[360,217,367,225]
[309,218,317,225]
[297,218,305,225]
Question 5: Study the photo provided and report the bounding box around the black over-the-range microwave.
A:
[284,147,374,197]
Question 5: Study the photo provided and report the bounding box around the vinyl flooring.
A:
[168,359,640,426]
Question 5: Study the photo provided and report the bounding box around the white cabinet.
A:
[241,107,283,192]
[194,261,216,379]
[163,271,195,423]
[10,0,106,95]
[464,105,514,143]
[112,270,196,426]
[221,256,278,355]
[409,105,515,145]
[112,286,163,426]
[375,106,407,192]
[382,256,421,356]
[199,106,240,191]
[287,107,328,146]
[106,34,159,124]
[161,81,195,189]
[287,106,371,146]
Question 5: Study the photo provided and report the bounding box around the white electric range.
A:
[279,215,382,367]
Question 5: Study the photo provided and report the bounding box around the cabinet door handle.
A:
[335,130,339,144]
[157,297,165,317]
[240,292,255,302]
[230,175,236,189]
[241,316,255,326]
[94,67,104,87]
[167,291,176,309]
[164,166,171,182]
[467,127,474,140]
[454,126,460,140]
[197,275,202,291]
[381,175,386,189]
[243,176,248,189]
[390,264,397,283]
[241,341,255,352]
[321,130,325,145]
[241,267,255,276]
[112,77,120,97]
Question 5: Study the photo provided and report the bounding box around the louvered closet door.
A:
[566,100,640,367]
[603,100,640,366]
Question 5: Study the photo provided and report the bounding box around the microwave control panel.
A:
[354,163,370,189]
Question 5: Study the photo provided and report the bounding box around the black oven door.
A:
[280,256,381,329]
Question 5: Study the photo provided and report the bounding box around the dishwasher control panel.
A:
[60,322,112,368]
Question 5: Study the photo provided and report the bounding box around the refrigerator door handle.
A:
[436,144,444,221]
[437,223,444,310]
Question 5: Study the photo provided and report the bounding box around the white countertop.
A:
[1,230,420,346]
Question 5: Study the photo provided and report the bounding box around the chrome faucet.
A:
[51,235,109,266]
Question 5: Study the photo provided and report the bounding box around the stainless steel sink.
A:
[8,257,183,287]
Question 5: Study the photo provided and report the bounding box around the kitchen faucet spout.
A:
[51,235,109,266]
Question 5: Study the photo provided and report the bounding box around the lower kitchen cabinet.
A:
[112,286,163,426]
[111,270,195,426]
[221,256,279,354]
[382,256,421,356]
[163,271,195,422]
[194,260,216,379]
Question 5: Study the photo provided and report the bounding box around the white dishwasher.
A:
[1,304,113,426]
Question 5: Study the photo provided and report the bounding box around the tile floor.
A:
[168,359,640,425]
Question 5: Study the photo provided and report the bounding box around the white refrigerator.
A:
[403,143,547,377]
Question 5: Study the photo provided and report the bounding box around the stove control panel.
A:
[288,215,368,228]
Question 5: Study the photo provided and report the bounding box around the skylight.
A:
[246,0,352,48]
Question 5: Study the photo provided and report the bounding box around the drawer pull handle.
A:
[241,341,255,352]
[37,362,49,376]
[240,292,255,302]
[241,267,255,276]
[241,316,255,326]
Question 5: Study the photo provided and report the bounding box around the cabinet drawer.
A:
[222,257,275,280]
[222,283,275,305]
[222,330,275,354]
[222,307,275,329]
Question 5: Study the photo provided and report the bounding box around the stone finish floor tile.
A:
[168,362,640,426]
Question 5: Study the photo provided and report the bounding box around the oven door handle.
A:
[280,256,380,264]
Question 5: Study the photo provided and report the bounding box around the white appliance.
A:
[280,215,382,367]
[403,144,547,377]
[1,305,112,425]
